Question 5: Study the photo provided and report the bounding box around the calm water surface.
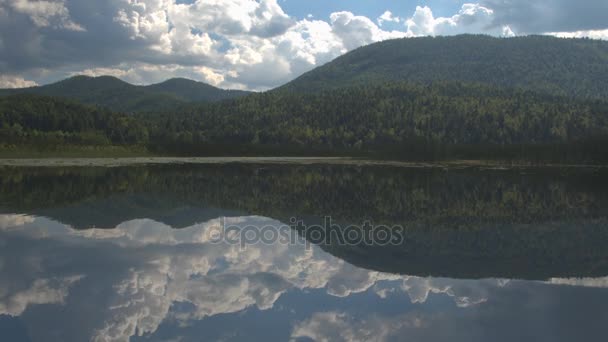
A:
[0,162,607,341]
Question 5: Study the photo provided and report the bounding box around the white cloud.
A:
[4,0,84,30]
[405,4,514,37]
[0,75,39,88]
[377,10,400,26]
[547,29,608,40]
[166,0,293,38]
[74,67,130,79]
[330,11,406,50]
[480,0,608,34]
[72,63,227,86]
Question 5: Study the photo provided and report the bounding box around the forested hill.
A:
[0,94,149,146]
[0,76,251,113]
[3,82,608,162]
[146,78,250,102]
[150,81,608,161]
[281,35,608,98]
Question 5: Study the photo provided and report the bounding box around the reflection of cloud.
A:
[548,277,608,288]
[3,215,606,341]
[3,215,415,341]
[400,276,491,308]
[93,269,171,342]
[0,275,83,316]
[0,214,35,230]
[0,214,503,341]
[291,311,425,342]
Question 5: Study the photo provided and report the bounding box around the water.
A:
[1,162,607,341]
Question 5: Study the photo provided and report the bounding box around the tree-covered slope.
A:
[281,35,608,98]
[159,81,608,148]
[0,75,251,112]
[146,78,250,102]
[0,94,149,146]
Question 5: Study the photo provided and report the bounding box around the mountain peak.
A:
[149,77,219,90]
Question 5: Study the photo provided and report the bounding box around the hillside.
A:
[146,78,250,102]
[0,76,251,112]
[0,94,148,146]
[282,35,608,98]
[154,81,608,161]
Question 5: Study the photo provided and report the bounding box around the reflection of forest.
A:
[1,164,608,280]
[1,164,607,227]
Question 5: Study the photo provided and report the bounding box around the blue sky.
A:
[282,0,463,21]
[0,0,607,90]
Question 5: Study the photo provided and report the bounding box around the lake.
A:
[1,159,607,341]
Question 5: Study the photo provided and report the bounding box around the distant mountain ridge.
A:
[146,77,250,102]
[281,35,608,98]
[0,75,251,112]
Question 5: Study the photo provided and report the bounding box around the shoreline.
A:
[0,157,606,169]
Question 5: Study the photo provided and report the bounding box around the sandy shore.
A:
[0,157,605,169]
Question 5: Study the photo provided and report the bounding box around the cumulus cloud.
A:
[2,0,84,31]
[480,0,608,33]
[547,29,608,40]
[377,10,400,26]
[0,75,35,90]
[330,11,406,50]
[405,4,513,37]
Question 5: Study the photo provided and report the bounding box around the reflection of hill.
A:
[1,164,607,228]
[299,220,608,280]
[1,164,608,280]
[35,194,242,229]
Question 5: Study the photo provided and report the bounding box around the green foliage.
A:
[148,81,608,162]
[146,78,250,102]
[0,94,149,147]
[282,35,608,99]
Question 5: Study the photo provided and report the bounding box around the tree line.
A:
[2,81,608,162]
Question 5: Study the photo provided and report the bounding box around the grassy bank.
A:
[0,145,152,158]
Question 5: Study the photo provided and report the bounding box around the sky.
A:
[0,0,607,90]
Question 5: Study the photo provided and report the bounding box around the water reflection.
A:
[0,164,607,341]
[1,213,608,342]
